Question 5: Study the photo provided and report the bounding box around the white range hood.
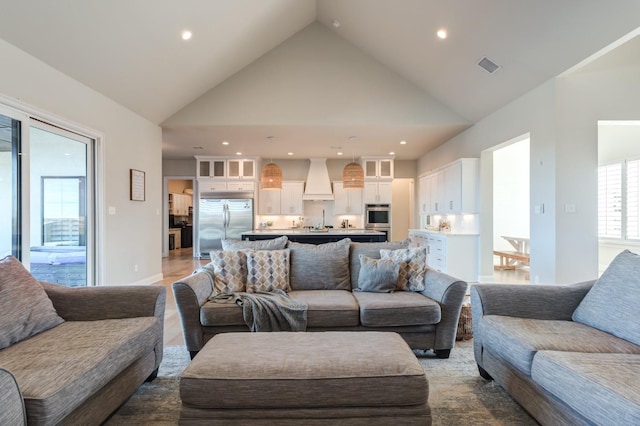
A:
[302,158,334,201]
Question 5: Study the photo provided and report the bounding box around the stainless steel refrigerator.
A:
[196,192,254,258]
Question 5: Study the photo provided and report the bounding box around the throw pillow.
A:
[288,238,351,290]
[380,247,427,291]
[354,255,400,293]
[572,250,640,345]
[246,249,291,293]
[222,236,288,251]
[349,241,410,290]
[206,250,247,294]
[0,256,64,349]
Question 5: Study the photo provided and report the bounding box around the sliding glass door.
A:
[0,108,96,286]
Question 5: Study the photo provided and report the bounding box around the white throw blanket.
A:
[210,290,308,332]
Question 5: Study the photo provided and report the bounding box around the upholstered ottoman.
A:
[179,331,431,425]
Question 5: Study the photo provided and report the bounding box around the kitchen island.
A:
[242,229,386,244]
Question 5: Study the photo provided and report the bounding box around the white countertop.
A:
[244,228,384,236]
[408,228,479,236]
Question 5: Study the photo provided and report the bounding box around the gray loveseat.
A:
[173,237,468,359]
[0,255,166,425]
[471,250,640,425]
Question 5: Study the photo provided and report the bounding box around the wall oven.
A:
[365,204,391,240]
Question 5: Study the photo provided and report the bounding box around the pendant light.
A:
[343,161,364,189]
[260,137,282,190]
[343,136,364,189]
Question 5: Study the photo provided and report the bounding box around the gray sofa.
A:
[471,250,640,425]
[173,238,468,359]
[0,255,166,425]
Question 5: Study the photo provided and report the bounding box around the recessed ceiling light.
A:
[236,152,242,156]
[193,146,204,150]
[222,141,229,145]
[389,151,395,155]
[436,29,447,39]
[287,152,293,156]
[337,152,343,156]
[181,30,192,41]
[400,140,407,145]
[332,19,341,28]
[348,136,357,141]
[267,136,275,141]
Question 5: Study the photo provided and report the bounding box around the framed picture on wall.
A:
[130,169,145,201]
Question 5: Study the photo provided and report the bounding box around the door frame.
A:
[0,94,106,285]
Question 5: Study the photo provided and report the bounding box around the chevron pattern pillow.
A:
[380,247,427,291]
[246,249,291,293]
[208,250,248,294]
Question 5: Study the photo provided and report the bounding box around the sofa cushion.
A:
[349,241,410,290]
[289,290,360,327]
[573,249,640,345]
[200,300,245,326]
[222,236,288,251]
[0,368,26,426]
[380,247,427,291]
[352,291,440,327]
[206,250,247,294]
[354,255,399,293]
[479,315,640,376]
[246,249,290,293]
[288,239,351,291]
[531,351,640,425]
[0,256,64,350]
[0,317,160,425]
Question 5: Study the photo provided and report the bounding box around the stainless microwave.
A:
[365,204,391,228]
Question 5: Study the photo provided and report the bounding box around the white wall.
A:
[419,80,558,283]
[418,34,640,284]
[0,39,163,285]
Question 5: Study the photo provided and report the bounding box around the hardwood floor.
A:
[154,248,208,346]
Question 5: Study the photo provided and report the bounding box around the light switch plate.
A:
[108,206,116,215]
[565,203,576,214]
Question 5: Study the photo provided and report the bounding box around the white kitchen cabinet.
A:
[409,229,479,282]
[364,182,392,204]
[281,182,304,215]
[169,193,192,215]
[419,158,479,214]
[259,188,281,215]
[333,181,363,214]
[362,157,394,180]
[196,157,226,179]
[198,179,227,193]
[227,159,255,179]
[227,181,255,192]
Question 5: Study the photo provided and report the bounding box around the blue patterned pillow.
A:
[572,250,640,345]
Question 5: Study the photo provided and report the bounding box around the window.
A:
[598,159,640,240]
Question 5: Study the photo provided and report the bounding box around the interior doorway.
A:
[163,177,195,257]
[492,137,530,282]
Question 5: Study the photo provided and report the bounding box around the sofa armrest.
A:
[420,269,468,352]
[470,281,594,322]
[0,368,26,426]
[470,281,595,366]
[172,270,214,353]
[41,281,166,322]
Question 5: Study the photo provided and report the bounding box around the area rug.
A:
[105,340,537,425]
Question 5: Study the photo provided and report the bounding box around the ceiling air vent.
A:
[478,56,501,74]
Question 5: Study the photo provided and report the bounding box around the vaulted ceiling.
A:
[0,0,639,160]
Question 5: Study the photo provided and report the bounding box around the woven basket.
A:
[456,304,473,341]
